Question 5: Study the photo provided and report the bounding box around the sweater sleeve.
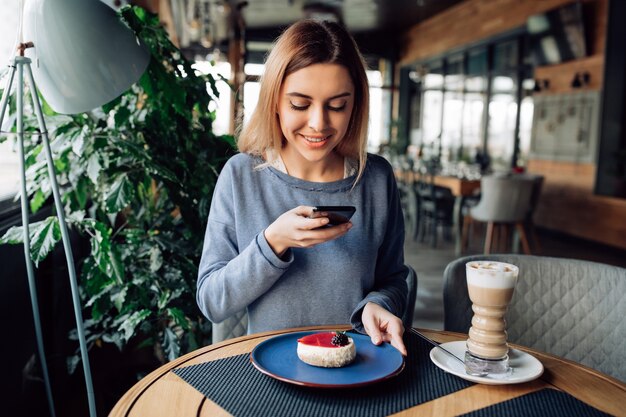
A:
[350,163,409,333]
[196,162,293,323]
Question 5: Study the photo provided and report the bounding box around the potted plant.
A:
[0,5,236,379]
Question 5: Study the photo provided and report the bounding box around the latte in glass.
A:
[464,261,519,375]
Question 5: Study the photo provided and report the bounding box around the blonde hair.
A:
[237,19,370,182]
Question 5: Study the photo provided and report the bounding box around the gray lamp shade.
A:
[23,0,150,114]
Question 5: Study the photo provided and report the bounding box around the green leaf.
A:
[111,287,128,312]
[0,225,25,245]
[72,176,89,210]
[157,289,170,310]
[109,246,125,284]
[167,307,190,331]
[30,217,61,265]
[86,153,102,185]
[149,245,162,272]
[114,106,132,127]
[118,309,151,342]
[90,221,111,257]
[67,354,81,375]
[105,174,134,213]
[30,189,48,213]
[162,327,180,361]
[71,126,87,157]
[102,332,124,350]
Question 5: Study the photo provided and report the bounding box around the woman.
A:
[197,19,408,355]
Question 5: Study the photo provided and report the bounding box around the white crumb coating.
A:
[297,337,356,368]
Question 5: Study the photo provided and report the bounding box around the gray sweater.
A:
[197,152,408,334]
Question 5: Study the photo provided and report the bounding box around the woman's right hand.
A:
[264,206,352,257]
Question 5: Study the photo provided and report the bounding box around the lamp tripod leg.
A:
[1,59,57,417]
[24,62,97,417]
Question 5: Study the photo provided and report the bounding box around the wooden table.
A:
[431,176,480,255]
[109,325,626,417]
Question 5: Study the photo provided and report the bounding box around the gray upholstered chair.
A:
[212,264,418,343]
[211,309,248,344]
[402,264,418,329]
[462,174,535,254]
[443,254,626,382]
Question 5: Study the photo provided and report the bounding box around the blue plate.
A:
[250,331,405,388]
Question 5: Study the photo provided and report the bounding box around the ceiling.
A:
[232,0,462,34]
[228,0,464,59]
[123,0,464,61]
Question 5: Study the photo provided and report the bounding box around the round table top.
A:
[109,326,626,417]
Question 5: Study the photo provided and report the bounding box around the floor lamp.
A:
[0,1,149,416]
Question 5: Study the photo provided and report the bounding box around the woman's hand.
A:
[362,302,407,356]
[264,206,352,257]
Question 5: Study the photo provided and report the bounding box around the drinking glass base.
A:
[464,351,511,376]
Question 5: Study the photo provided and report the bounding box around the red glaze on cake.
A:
[296,332,356,368]
[297,332,342,347]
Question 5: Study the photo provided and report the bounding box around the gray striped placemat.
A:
[461,388,612,417]
[173,331,472,417]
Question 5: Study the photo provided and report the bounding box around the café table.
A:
[109,325,626,417]
[430,176,480,255]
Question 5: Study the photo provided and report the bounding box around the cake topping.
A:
[331,331,349,346]
[297,331,349,348]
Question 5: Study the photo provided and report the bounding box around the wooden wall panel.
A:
[534,55,604,94]
[400,0,578,65]
[534,0,608,94]
[528,159,626,250]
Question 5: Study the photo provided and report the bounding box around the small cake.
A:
[297,331,356,368]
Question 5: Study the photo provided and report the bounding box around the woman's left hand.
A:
[361,302,407,356]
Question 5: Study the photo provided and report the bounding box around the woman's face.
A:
[277,63,354,167]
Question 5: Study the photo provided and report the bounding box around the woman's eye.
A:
[289,102,308,111]
[327,103,347,112]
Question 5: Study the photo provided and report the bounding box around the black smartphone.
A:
[310,206,356,225]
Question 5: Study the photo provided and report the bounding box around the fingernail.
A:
[372,336,380,344]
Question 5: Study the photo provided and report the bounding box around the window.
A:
[517,78,536,167]
[407,34,532,172]
[367,69,387,153]
[242,63,264,126]
[487,75,518,172]
[0,3,21,203]
[0,138,19,201]
[193,60,231,136]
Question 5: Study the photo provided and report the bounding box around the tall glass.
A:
[464,261,519,376]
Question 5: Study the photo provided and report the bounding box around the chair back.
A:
[443,254,626,382]
[211,265,418,343]
[470,175,535,223]
[403,265,418,329]
[526,174,545,221]
[211,310,248,344]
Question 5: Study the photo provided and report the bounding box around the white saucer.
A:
[429,341,544,385]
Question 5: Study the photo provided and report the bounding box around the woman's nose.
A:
[308,106,327,131]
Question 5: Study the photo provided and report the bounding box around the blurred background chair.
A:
[443,254,626,382]
[414,171,455,248]
[462,174,535,254]
[212,265,418,343]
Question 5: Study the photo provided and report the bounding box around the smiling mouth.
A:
[303,136,327,143]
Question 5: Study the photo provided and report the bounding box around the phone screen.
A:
[311,206,356,225]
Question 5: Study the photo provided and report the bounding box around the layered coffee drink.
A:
[464,261,518,376]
